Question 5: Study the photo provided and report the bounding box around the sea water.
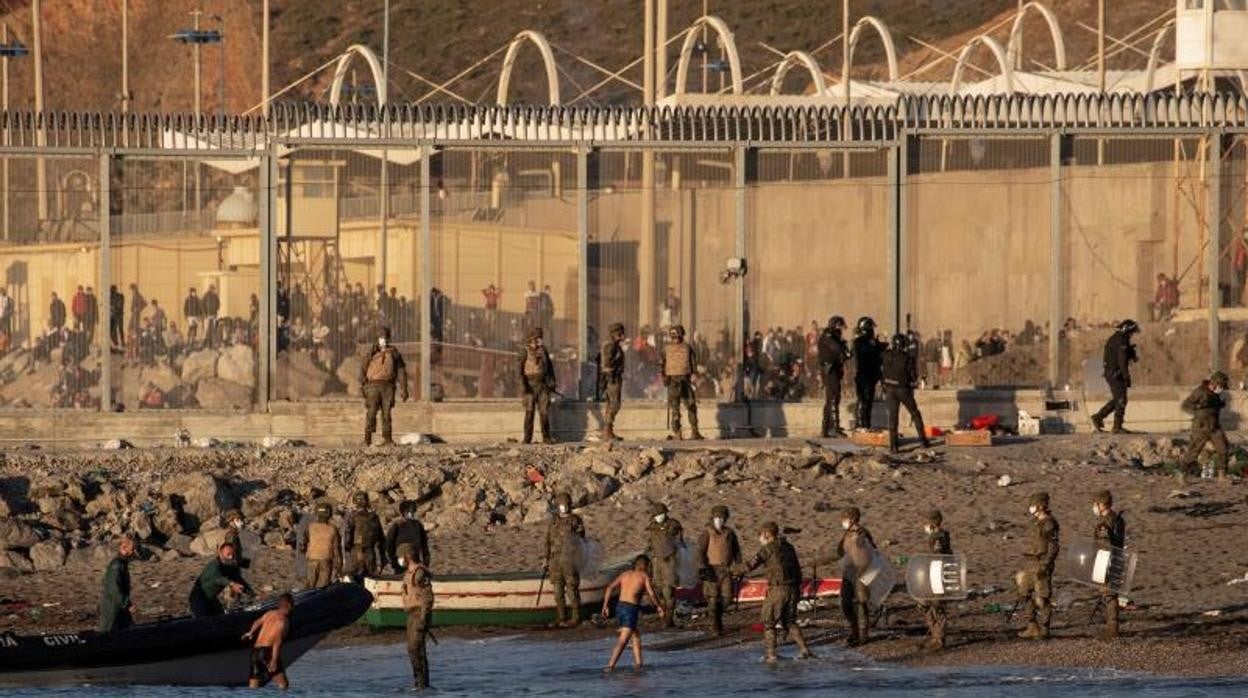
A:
[2,636,1246,696]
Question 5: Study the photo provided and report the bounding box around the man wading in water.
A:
[600,555,665,674]
[242,593,293,689]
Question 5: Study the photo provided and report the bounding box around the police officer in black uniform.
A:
[852,317,886,430]
[1091,319,1139,434]
[818,316,851,438]
[882,333,930,453]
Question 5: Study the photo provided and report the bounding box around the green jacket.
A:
[195,559,251,599]
[98,556,132,632]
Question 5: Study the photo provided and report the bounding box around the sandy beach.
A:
[0,434,1245,678]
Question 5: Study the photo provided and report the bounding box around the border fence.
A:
[1,93,1247,414]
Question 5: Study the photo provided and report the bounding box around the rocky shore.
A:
[0,435,1245,677]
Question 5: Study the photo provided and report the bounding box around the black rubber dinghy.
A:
[0,582,372,687]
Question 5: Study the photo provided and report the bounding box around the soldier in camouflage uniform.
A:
[1179,371,1230,482]
[342,492,385,582]
[519,327,556,444]
[919,509,953,649]
[1016,492,1060,640]
[695,504,741,637]
[740,521,814,664]
[599,323,626,441]
[822,507,877,647]
[660,325,703,440]
[544,492,587,627]
[1091,490,1126,639]
[644,502,683,627]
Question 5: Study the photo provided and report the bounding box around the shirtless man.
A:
[600,555,665,675]
[242,593,293,689]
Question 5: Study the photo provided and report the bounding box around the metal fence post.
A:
[258,149,276,411]
[735,145,748,404]
[98,151,111,412]
[1049,132,1064,390]
[420,144,432,403]
[890,137,907,335]
[1209,129,1223,372]
[576,146,590,400]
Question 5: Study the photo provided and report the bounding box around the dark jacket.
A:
[344,510,385,556]
[201,290,220,317]
[599,339,625,379]
[817,328,849,377]
[927,529,953,555]
[49,298,66,328]
[881,347,917,388]
[386,518,431,571]
[1182,382,1224,431]
[746,537,802,587]
[1102,331,1137,384]
[853,334,886,383]
[518,347,555,393]
[193,558,251,600]
[184,293,201,319]
[1094,511,1126,549]
[98,556,133,633]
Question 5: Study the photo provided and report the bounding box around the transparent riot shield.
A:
[905,553,969,601]
[1061,537,1137,595]
[852,549,897,608]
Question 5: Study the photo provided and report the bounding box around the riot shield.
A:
[854,549,897,608]
[1061,537,1137,595]
[575,537,604,575]
[905,553,968,601]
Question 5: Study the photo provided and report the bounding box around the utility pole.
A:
[261,0,270,118]
[380,0,390,294]
[121,0,130,113]
[32,0,46,223]
[641,0,656,332]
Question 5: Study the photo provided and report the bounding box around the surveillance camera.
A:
[725,257,747,275]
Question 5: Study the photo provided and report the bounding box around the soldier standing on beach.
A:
[1179,371,1230,482]
[300,502,342,588]
[360,327,409,447]
[519,327,556,444]
[599,323,626,441]
[919,510,953,649]
[1016,492,1060,640]
[739,521,814,664]
[544,492,586,628]
[695,504,741,637]
[1091,490,1126,639]
[827,507,877,647]
[660,325,704,440]
[645,502,683,627]
[98,536,137,633]
[402,553,435,691]
[343,492,385,581]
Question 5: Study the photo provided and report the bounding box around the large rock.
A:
[139,364,182,394]
[65,544,113,570]
[180,349,219,385]
[217,345,257,389]
[0,518,42,550]
[275,351,333,400]
[160,472,237,530]
[190,527,230,557]
[29,540,66,571]
[0,551,33,573]
[196,378,253,409]
[0,362,60,408]
[337,354,364,398]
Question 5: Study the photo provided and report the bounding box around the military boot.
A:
[856,603,872,645]
[763,629,779,664]
[711,600,724,637]
[1037,601,1053,639]
[1101,600,1119,640]
[550,599,567,629]
[792,628,816,659]
[602,425,617,442]
[1090,414,1106,432]
[363,432,373,447]
[380,434,396,447]
[831,412,847,438]
[1018,602,1043,639]
[689,430,705,440]
[568,604,582,628]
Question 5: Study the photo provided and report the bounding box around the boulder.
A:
[0,362,60,408]
[196,378,253,409]
[0,518,42,550]
[29,539,66,571]
[217,345,257,389]
[139,364,182,394]
[0,551,33,573]
[180,349,219,385]
[337,354,364,398]
[65,544,113,570]
[398,470,445,503]
[129,510,154,541]
[275,351,333,400]
[190,528,230,557]
[160,472,237,530]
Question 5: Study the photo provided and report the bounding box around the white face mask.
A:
[758,535,769,546]
[712,517,724,530]
[231,520,243,530]
[654,514,666,524]
[841,520,851,531]
[378,337,388,347]
[924,525,935,536]
[1091,505,1101,517]
[558,505,568,514]
[1028,506,1038,516]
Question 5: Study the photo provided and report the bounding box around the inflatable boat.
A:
[0,583,371,687]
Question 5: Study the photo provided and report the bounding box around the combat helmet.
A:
[925,509,943,527]
[1116,319,1140,335]
[1092,490,1113,508]
[314,502,333,521]
[1028,492,1050,511]
[554,492,573,509]
[842,506,861,525]
[649,501,669,517]
[1210,371,1230,389]
[710,504,729,520]
[828,315,846,331]
[352,491,370,509]
[856,316,876,334]
[608,322,625,336]
[399,500,419,518]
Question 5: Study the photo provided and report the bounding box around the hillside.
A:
[0,0,1175,113]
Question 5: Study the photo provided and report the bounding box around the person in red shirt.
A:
[71,285,89,330]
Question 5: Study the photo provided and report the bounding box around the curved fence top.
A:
[2,93,1247,151]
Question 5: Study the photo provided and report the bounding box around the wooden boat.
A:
[0,583,371,688]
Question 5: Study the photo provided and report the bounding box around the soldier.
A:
[695,504,742,636]
[852,317,887,429]
[1091,319,1140,433]
[739,521,814,664]
[386,500,431,573]
[1091,490,1126,639]
[817,315,851,438]
[644,502,683,627]
[1015,492,1060,640]
[882,333,931,453]
[599,323,626,441]
[299,502,342,589]
[919,510,953,650]
[401,552,434,690]
[221,509,250,570]
[359,326,409,446]
[98,536,137,633]
[660,324,703,440]
[1179,371,1230,482]
[543,492,587,628]
[342,492,385,582]
[827,507,877,647]
[518,327,556,444]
